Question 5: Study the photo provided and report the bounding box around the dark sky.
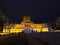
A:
[0,0,60,23]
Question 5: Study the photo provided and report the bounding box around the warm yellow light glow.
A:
[41,28,49,32]
[10,29,22,33]
[3,29,10,33]
[3,24,49,33]
[0,33,9,35]
[3,15,49,33]
[14,24,22,29]
[3,28,22,33]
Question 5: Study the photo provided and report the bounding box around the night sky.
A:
[0,0,60,23]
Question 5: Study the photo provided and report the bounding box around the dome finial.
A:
[24,8,29,16]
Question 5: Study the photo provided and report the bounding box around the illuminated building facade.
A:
[3,14,49,33]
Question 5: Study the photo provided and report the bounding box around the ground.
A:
[0,33,48,45]
[0,32,60,45]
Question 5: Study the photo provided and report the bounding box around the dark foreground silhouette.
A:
[0,33,49,45]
